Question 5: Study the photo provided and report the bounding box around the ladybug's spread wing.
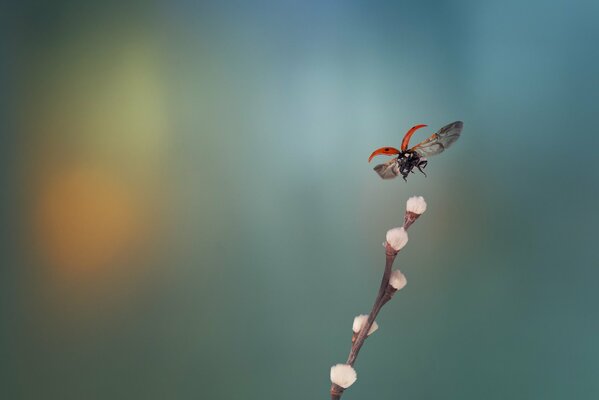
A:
[401,124,428,151]
[411,121,463,158]
[368,146,401,162]
[373,158,400,179]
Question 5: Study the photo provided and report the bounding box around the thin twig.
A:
[330,217,418,400]
[346,245,396,366]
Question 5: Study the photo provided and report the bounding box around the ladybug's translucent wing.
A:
[373,158,400,179]
[411,121,463,158]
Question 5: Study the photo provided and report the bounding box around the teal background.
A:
[3,1,599,399]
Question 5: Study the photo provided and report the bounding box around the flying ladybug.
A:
[368,121,463,181]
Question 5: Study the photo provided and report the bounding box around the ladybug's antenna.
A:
[400,124,427,151]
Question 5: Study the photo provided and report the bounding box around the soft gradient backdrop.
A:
[3,1,599,399]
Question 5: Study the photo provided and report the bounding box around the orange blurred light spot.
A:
[32,166,143,277]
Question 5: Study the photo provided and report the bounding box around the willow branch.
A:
[345,244,397,366]
[330,208,421,400]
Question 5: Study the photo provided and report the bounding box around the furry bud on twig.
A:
[404,196,427,229]
[386,227,409,251]
[389,269,407,291]
[406,196,427,214]
[352,314,379,335]
[352,315,378,342]
[330,364,357,388]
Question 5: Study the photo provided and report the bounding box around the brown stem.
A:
[330,211,418,400]
[331,384,343,400]
[329,245,398,399]
[346,245,396,365]
[404,211,420,230]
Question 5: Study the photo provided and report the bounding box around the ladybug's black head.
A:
[398,150,415,161]
[397,151,422,178]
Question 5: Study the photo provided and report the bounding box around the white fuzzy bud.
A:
[406,196,427,214]
[330,364,357,388]
[389,270,407,290]
[385,227,408,251]
[352,314,379,336]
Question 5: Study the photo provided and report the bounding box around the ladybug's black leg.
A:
[417,159,428,176]
[401,169,409,181]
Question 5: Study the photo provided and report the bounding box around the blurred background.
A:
[2,0,599,399]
